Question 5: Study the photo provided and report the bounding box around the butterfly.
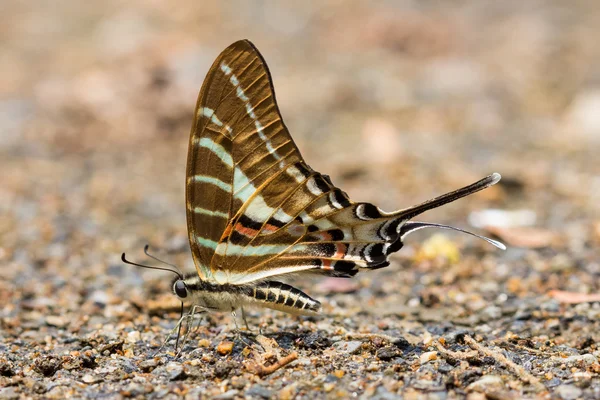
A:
[126,40,504,330]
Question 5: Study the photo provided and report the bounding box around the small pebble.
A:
[139,359,158,372]
[420,351,438,364]
[467,375,504,391]
[332,340,362,354]
[555,384,583,400]
[166,362,185,381]
[481,306,502,321]
[376,346,401,361]
[33,356,62,377]
[0,362,15,377]
[45,316,68,328]
[216,341,234,355]
[323,383,336,393]
[0,387,18,400]
[126,330,141,343]
[212,390,239,400]
[82,374,102,384]
[246,385,272,399]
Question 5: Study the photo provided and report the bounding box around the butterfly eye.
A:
[173,280,188,299]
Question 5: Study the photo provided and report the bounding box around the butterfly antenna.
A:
[143,244,184,277]
[121,253,183,279]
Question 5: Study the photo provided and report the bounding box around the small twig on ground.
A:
[493,340,558,356]
[247,351,298,377]
[344,332,399,343]
[463,335,547,393]
[434,340,479,360]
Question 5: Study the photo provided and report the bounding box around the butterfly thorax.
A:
[173,274,321,315]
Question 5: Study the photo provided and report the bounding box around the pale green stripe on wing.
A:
[189,175,232,192]
[193,207,229,218]
[196,236,304,256]
[197,137,233,167]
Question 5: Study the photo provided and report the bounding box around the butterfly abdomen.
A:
[248,281,321,315]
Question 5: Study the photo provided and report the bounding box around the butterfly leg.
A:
[231,308,263,350]
[155,312,187,356]
[176,305,206,357]
[155,305,203,357]
[240,307,264,336]
[241,306,252,332]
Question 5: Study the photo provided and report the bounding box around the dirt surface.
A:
[1,1,599,399]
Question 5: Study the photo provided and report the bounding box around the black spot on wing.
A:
[355,203,382,220]
[328,229,345,241]
[314,175,330,193]
[322,174,333,185]
[331,189,351,208]
[364,243,387,265]
[307,258,322,267]
[379,219,401,240]
[369,261,390,270]
[229,230,245,244]
[294,162,312,178]
[307,225,319,232]
[387,239,403,254]
[238,214,262,231]
[266,217,286,228]
[333,260,359,277]
[318,243,336,257]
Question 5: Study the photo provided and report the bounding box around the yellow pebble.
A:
[216,341,234,355]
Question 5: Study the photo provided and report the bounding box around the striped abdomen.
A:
[248,281,320,315]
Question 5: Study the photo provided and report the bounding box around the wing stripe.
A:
[198,236,309,257]
[189,175,232,192]
[199,107,233,134]
[220,60,286,169]
[196,137,234,167]
[192,207,229,218]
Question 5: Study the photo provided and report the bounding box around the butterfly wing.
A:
[189,40,503,285]
[186,40,304,281]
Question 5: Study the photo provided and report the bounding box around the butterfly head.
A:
[172,278,189,300]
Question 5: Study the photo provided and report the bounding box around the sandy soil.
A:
[1,1,599,398]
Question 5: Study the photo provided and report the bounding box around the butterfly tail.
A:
[399,221,505,250]
[393,173,501,221]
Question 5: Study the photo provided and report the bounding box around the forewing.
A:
[186,40,304,280]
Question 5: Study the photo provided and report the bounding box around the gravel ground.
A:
[1,1,599,399]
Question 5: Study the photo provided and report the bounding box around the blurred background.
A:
[1,0,599,330]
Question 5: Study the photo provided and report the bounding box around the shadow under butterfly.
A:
[122,40,505,348]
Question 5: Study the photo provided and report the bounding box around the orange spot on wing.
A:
[235,222,259,238]
[320,232,333,241]
[263,224,278,232]
[334,244,346,258]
